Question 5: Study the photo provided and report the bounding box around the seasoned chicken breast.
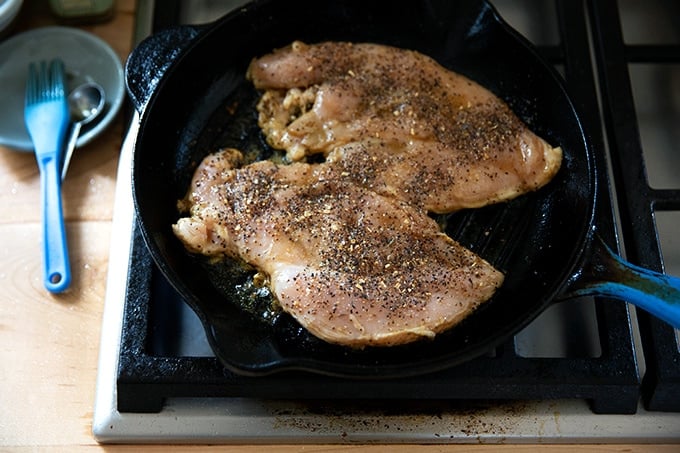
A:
[173,41,564,348]
[248,41,561,211]
[173,149,504,348]
[324,137,559,214]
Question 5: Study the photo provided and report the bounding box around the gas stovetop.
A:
[93,0,680,443]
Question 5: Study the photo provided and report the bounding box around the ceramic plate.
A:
[0,26,124,151]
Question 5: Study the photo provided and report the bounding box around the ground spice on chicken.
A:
[173,40,562,348]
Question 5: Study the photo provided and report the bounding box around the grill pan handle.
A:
[563,233,680,329]
[125,24,205,114]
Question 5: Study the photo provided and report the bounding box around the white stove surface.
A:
[92,115,680,444]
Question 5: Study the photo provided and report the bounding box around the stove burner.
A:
[111,0,680,421]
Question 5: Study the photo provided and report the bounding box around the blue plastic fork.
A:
[24,60,71,293]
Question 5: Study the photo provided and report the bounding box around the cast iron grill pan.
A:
[126,0,676,378]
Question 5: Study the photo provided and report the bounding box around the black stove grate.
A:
[588,0,680,412]
[116,0,679,414]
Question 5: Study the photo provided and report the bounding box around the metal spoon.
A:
[61,82,105,180]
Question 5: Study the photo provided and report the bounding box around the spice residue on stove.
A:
[269,399,532,441]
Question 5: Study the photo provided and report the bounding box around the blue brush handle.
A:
[39,153,71,293]
[566,234,680,329]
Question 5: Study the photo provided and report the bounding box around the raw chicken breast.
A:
[173,41,565,348]
[248,41,561,211]
[173,149,504,348]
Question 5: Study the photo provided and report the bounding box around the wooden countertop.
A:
[0,1,675,451]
